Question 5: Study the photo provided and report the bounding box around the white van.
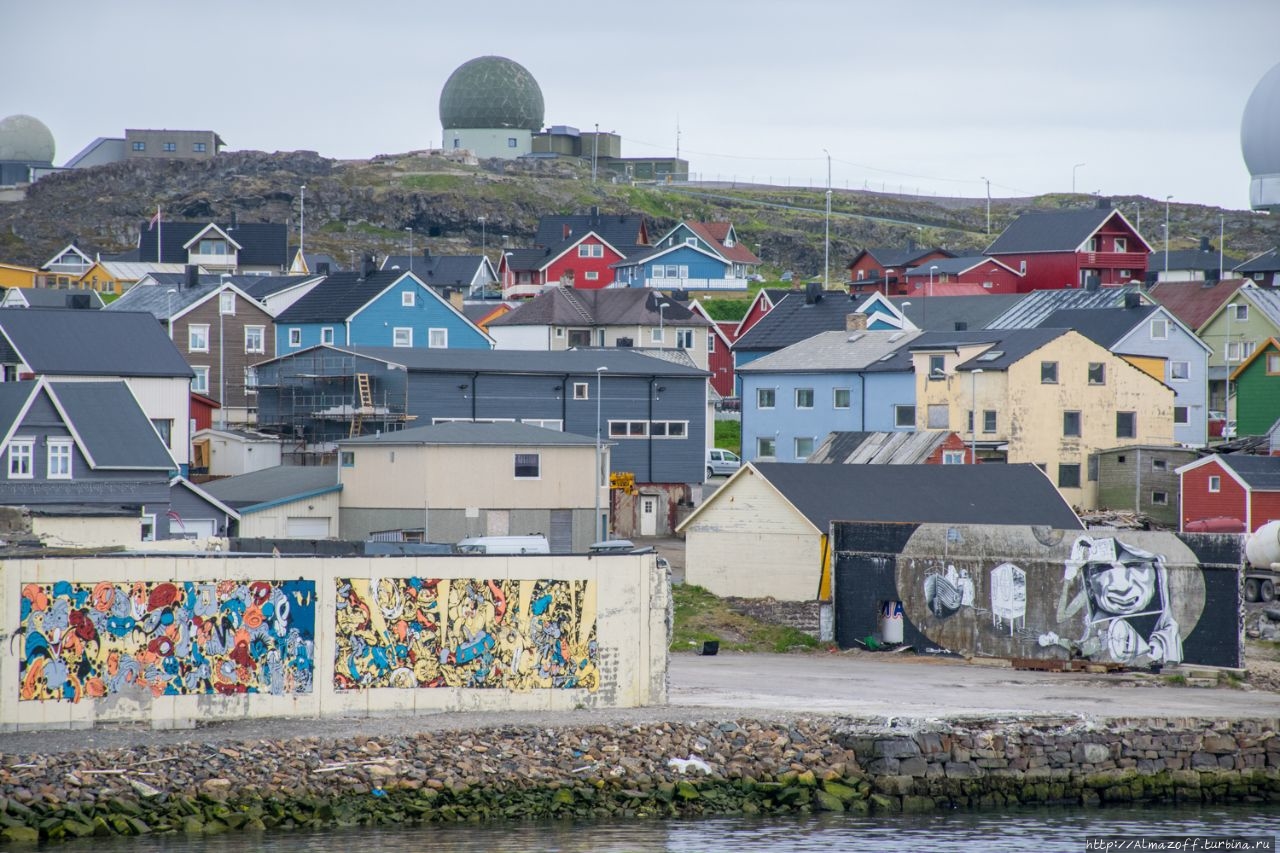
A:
[456,535,550,555]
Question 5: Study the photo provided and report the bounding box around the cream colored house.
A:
[909,328,1174,510]
[202,465,341,539]
[337,421,609,551]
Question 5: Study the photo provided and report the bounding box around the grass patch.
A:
[401,174,466,191]
[714,420,741,455]
[671,584,821,654]
[1162,674,1187,687]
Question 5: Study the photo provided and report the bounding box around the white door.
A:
[181,518,218,539]
[286,517,330,539]
[640,495,659,536]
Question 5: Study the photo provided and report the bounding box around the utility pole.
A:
[981,177,991,234]
[823,149,831,288]
[592,123,599,184]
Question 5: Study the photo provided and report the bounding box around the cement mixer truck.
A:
[1244,519,1280,603]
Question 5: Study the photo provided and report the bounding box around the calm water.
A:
[60,804,1280,852]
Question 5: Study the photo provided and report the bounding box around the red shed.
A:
[688,299,737,398]
[984,205,1151,292]
[902,256,1024,295]
[1177,454,1280,532]
[849,246,955,294]
[190,392,220,433]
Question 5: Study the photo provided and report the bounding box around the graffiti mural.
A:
[333,577,599,691]
[18,580,317,702]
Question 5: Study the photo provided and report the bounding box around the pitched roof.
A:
[889,294,1025,332]
[1233,286,1280,328]
[807,431,954,465]
[0,309,193,377]
[5,289,104,309]
[275,270,408,323]
[487,287,708,327]
[1229,336,1280,381]
[136,272,321,302]
[852,246,955,268]
[1148,278,1247,330]
[137,221,288,268]
[382,254,491,289]
[105,280,232,319]
[534,212,647,255]
[284,344,709,378]
[983,285,1147,329]
[1217,454,1280,491]
[98,261,186,280]
[737,329,921,373]
[47,381,176,469]
[984,208,1143,254]
[868,328,1068,373]
[1234,247,1280,274]
[1149,247,1241,273]
[201,465,341,510]
[733,290,872,352]
[1036,305,1157,348]
[340,420,597,447]
[904,256,1019,277]
[739,462,1082,531]
[685,221,760,264]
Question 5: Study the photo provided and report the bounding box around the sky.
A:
[7,0,1280,210]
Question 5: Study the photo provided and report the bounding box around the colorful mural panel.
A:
[19,580,316,702]
[334,577,599,691]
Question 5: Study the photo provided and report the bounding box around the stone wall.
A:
[724,597,823,637]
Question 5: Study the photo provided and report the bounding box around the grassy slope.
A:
[671,584,821,654]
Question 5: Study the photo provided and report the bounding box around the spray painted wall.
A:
[1,553,666,731]
[832,523,1243,668]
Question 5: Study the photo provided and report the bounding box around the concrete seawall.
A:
[0,715,1276,844]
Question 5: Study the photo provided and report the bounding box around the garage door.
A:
[182,518,218,539]
[286,517,330,539]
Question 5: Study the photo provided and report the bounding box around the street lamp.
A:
[405,228,413,273]
[980,176,991,234]
[165,288,176,338]
[1164,195,1173,276]
[478,215,487,256]
[929,265,938,294]
[299,184,306,262]
[884,267,894,296]
[595,366,608,541]
[970,369,984,463]
[657,301,670,345]
[900,301,912,332]
[1072,163,1085,194]
[823,148,832,288]
[218,273,232,427]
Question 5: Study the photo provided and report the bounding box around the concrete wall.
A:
[1,552,668,731]
[832,522,1243,668]
[339,507,595,551]
[29,515,140,548]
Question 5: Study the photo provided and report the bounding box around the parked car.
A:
[780,271,794,282]
[715,397,741,412]
[1209,411,1235,439]
[707,448,742,478]
[456,535,550,555]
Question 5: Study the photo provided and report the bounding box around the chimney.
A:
[906,237,916,253]
[1085,274,1100,291]
[448,288,464,310]
[563,224,571,240]
[360,253,376,280]
[590,205,600,218]
[184,264,199,289]
[954,321,968,331]
[1095,197,1112,209]
[1199,236,1211,252]
[316,261,331,275]
[845,312,868,332]
[1124,292,1141,309]
[805,281,822,304]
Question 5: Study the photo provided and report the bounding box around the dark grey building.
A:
[1092,445,1198,528]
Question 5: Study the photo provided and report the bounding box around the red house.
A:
[499,209,650,298]
[849,246,955,294]
[984,204,1151,293]
[688,299,737,398]
[901,256,1023,294]
[734,287,794,338]
[1177,454,1280,532]
[190,392,220,433]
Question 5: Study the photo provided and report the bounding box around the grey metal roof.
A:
[137,221,288,268]
[737,329,921,373]
[807,431,952,465]
[488,287,708,327]
[0,309,193,377]
[983,285,1147,329]
[6,289,104,309]
[904,256,1002,276]
[275,270,409,323]
[868,328,1067,373]
[317,344,709,378]
[533,212,647,255]
[0,382,34,436]
[983,208,1115,254]
[340,421,597,447]
[49,381,175,469]
[382,254,490,289]
[889,295,1024,332]
[107,280,221,318]
[202,465,341,509]
[134,272,321,302]
[1219,454,1280,491]
[733,290,873,352]
[750,462,1082,531]
[1234,248,1280,274]
[1036,305,1157,348]
[1149,248,1241,273]
[1235,286,1280,328]
[852,246,954,268]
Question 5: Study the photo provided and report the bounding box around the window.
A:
[650,421,688,438]
[191,366,210,394]
[1084,238,1098,252]
[1152,458,1168,471]
[199,238,227,255]
[402,291,415,307]
[1114,237,1127,253]
[1152,491,1168,505]
[244,326,264,354]
[794,437,815,460]
[428,328,447,348]
[1041,361,1059,384]
[507,137,518,148]
[514,453,540,479]
[193,142,207,153]
[1058,464,1081,489]
[568,329,591,347]
[1268,353,1280,375]
[676,328,693,349]
[833,388,850,409]
[188,324,209,352]
[708,335,716,353]
[1174,406,1189,424]
[585,271,598,281]
[1088,454,1099,482]
[341,451,355,468]
[568,382,588,401]
[795,388,814,409]
[928,354,945,377]
[47,440,72,479]
[686,237,697,246]
[1116,411,1136,438]
[163,141,176,152]
[288,328,302,347]
[244,367,258,393]
[141,515,156,541]
[983,410,997,433]
[758,388,776,409]
[1063,410,1081,437]
[942,450,966,465]
[132,141,146,151]
[1088,362,1106,385]
[151,419,173,447]
[1208,475,1221,493]
[894,405,916,428]
[1149,318,1168,340]
[1231,304,1249,321]
[393,327,412,347]
[321,327,335,345]
[927,404,949,428]
[520,419,563,431]
[1119,270,1132,280]
[1255,272,1265,281]
[757,437,776,457]
[651,327,664,344]
[609,421,649,438]
[578,245,592,258]
[1170,361,1189,381]
[1019,260,1027,274]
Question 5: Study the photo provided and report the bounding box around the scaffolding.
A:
[254,350,415,457]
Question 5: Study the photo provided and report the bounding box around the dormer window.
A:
[724,235,734,247]
[199,238,228,255]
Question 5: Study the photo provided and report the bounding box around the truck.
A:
[1244,519,1280,603]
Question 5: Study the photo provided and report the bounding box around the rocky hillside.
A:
[2,149,1278,277]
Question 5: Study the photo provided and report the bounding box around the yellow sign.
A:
[610,472,636,494]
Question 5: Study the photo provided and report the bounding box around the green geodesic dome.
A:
[439,56,544,132]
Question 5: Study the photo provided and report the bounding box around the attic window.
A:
[877,353,895,362]
[888,332,904,342]
[977,351,1003,362]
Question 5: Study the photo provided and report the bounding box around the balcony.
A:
[188,251,237,270]
[1081,251,1146,270]
[644,277,749,291]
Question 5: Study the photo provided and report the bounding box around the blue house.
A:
[612,242,742,291]
[273,265,492,356]
[738,329,922,462]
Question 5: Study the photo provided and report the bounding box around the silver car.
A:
[706,448,741,478]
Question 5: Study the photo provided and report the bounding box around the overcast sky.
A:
[8,0,1278,210]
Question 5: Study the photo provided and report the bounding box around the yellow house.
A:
[911,328,1173,510]
[0,262,38,290]
[76,260,185,295]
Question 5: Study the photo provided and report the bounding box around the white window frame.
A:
[514,453,541,480]
[1114,237,1127,253]
[1150,318,1168,340]
[8,439,33,479]
[573,382,589,400]
[795,388,815,409]
[219,291,236,315]
[1232,304,1249,321]
[244,366,258,394]
[794,436,815,460]
[1169,360,1189,381]
[757,388,776,409]
[894,405,915,428]
[321,327,335,345]
[757,436,776,458]
[428,328,448,349]
[1208,475,1221,493]
[650,327,664,344]
[585,271,599,281]
[288,328,302,347]
[608,420,649,438]
[833,388,851,409]
[676,328,694,349]
[1173,406,1188,424]
[708,335,716,353]
[942,450,966,465]
[244,325,265,354]
[47,439,72,479]
[650,420,688,438]
[188,324,210,352]
[393,327,413,347]
[191,366,210,394]
[141,514,156,541]
[402,291,416,307]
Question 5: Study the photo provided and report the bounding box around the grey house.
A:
[1092,445,1198,528]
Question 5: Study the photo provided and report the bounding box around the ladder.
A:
[351,373,372,437]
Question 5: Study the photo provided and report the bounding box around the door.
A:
[549,509,573,553]
[640,494,659,536]
[286,517,330,539]
[180,518,218,539]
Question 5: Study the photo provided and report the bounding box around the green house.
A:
[1230,336,1280,436]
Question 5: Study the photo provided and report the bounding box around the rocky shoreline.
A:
[1,716,1278,844]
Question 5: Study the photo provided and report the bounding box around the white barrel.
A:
[882,600,904,644]
[1245,519,1280,569]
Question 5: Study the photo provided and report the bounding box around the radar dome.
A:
[439,56,544,132]
[1241,62,1280,210]
[0,114,55,164]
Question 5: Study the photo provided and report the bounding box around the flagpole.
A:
[156,206,162,263]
